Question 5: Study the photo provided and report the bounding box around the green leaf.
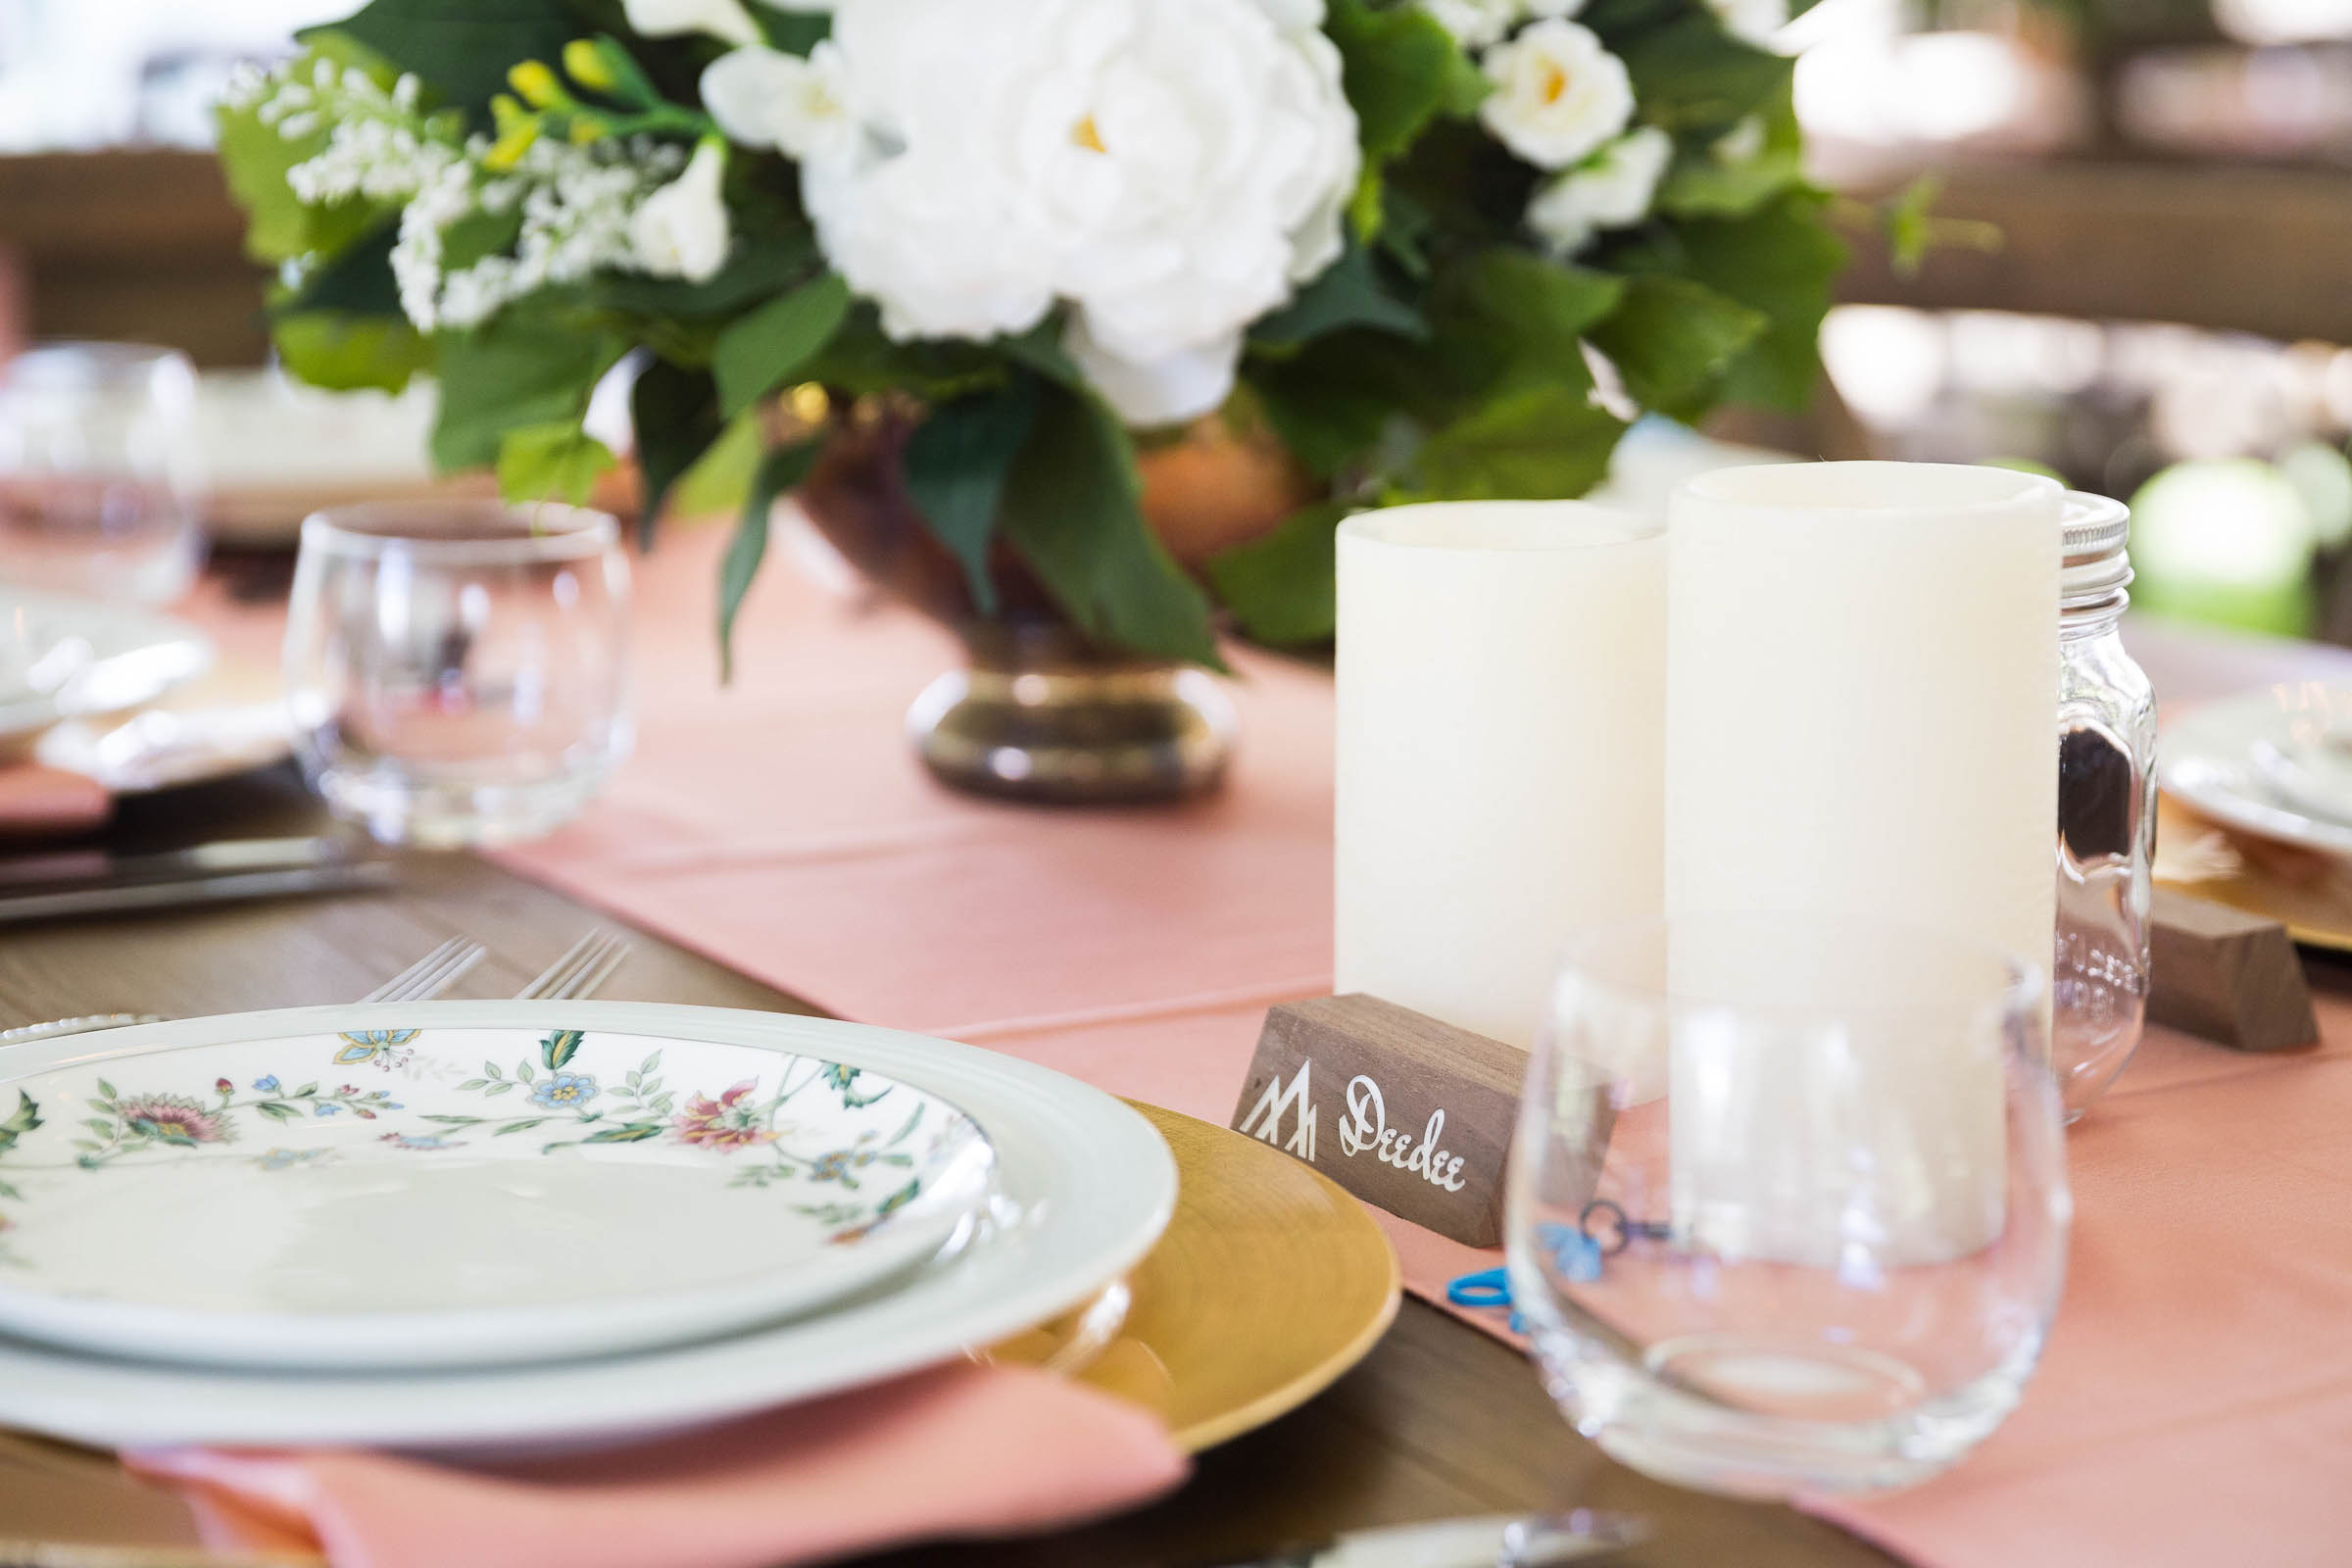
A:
[1434,249,1622,391]
[430,313,626,471]
[713,272,853,417]
[902,378,1041,616]
[1416,384,1627,500]
[583,1122,663,1144]
[1207,502,1346,647]
[1618,18,1791,133]
[597,239,818,321]
[257,1102,298,1123]
[1325,0,1489,166]
[309,0,578,123]
[271,313,431,394]
[1246,332,1423,478]
[1586,273,1767,418]
[1655,83,1803,220]
[995,385,1223,668]
[494,1119,549,1136]
[718,438,825,680]
[1613,190,1847,413]
[671,409,766,518]
[496,421,615,505]
[1250,245,1426,355]
[801,308,1007,403]
[95,1080,116,1102]
[420,1113,486,1124]
[0,1092,39,1144]
[631,361,724,545]
[0,1179,21,1200]
[993,319,1086,388]
[539,1028,585,1071]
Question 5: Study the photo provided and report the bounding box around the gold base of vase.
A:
[907,627,1234,806]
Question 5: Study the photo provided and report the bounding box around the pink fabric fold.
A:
[0,761,109,839]
[127,1364,1187,1568]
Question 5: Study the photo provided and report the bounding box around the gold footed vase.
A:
[906,624,1236,806]
[795,405,1311,807]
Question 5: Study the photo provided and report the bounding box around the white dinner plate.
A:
[0,586,213,748]
[0,1002,1176,1449]
[2160,684,2352,858]
[0,1012,997,1371]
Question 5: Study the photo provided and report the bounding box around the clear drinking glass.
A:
[0,342,207,603]
[1508,914,2070,1498]
[284,501,632,847]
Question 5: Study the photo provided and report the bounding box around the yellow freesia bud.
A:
[567,117,608,144]
[509,60,563,109]
[490,92,528,131]
[564,38,618,94]
[484,119,540,171]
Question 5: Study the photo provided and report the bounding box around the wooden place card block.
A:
[1230,994,1525,1248]
[2149,888,2320,1054]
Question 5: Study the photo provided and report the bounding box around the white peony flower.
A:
[630,139,731,282]
[621,0,762,46]
[797,0,1360,426]
[701,43,856,160]
[1526,124,1672,256]
[1478,19,1634,171]
[1709,0,1789,46]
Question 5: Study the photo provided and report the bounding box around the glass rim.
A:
[1552,909,2047,1028]
[299,500,622,565]
[1338,499,1659,554]
[1680,461,2063,517]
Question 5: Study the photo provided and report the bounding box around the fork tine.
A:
[516,931,602,1002]
[365,937,486,1005]
[560,936,631,1002]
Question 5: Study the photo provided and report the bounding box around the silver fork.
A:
[0,934,488,1046]
[514,930,632,1002]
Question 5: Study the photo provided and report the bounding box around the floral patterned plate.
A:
[0,1012,996,1371]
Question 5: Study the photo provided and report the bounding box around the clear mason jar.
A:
[2054,492,2156,1120]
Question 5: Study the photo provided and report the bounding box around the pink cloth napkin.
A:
[127,1364,1186,1568]
[0,761,109,839]
[175,529,2352,1565]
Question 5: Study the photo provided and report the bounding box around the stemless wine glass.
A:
[1507,913,2070,1498]
[283,501,632,846]
[0,342,207,603]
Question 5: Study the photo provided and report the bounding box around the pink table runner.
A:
[189,530,2352,1565]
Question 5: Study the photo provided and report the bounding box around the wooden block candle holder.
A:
[1230,995,1525,1248]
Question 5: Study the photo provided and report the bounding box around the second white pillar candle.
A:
[1665,463,2063,972]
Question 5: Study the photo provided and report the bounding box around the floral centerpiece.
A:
[218,0,1843,679]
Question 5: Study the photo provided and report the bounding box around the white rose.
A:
[630,139,731,282]
[702,43,856,161]
[1478,19,1634,171]
[1526,124,1672,256]
[621,0,761,46]
[800,0,1359,426]
[1420,0,1582,48]
[1709,0,1788,46]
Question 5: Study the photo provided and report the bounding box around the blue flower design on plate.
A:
[314,1103,340,1117]
[531,1073,599,1110]
[252,1075,280,1094]
[333,1030,419,1067]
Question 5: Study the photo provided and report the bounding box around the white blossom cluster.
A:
[226,56,704,333]
[394,138,686,331]
[1414,0,1782,258]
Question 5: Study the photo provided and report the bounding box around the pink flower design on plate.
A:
[672,1081,775,1151]
[118,1094,232,1146]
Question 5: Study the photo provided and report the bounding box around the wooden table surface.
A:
[0,761,1899,1568]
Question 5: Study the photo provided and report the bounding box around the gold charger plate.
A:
[992,1101,1401,1451]
[2157,792,2352,954]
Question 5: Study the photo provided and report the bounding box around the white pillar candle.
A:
[1664,462,2062,1262]
[1336,502,1665,1050]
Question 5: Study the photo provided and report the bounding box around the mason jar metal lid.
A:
[2062,490,2132,610]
